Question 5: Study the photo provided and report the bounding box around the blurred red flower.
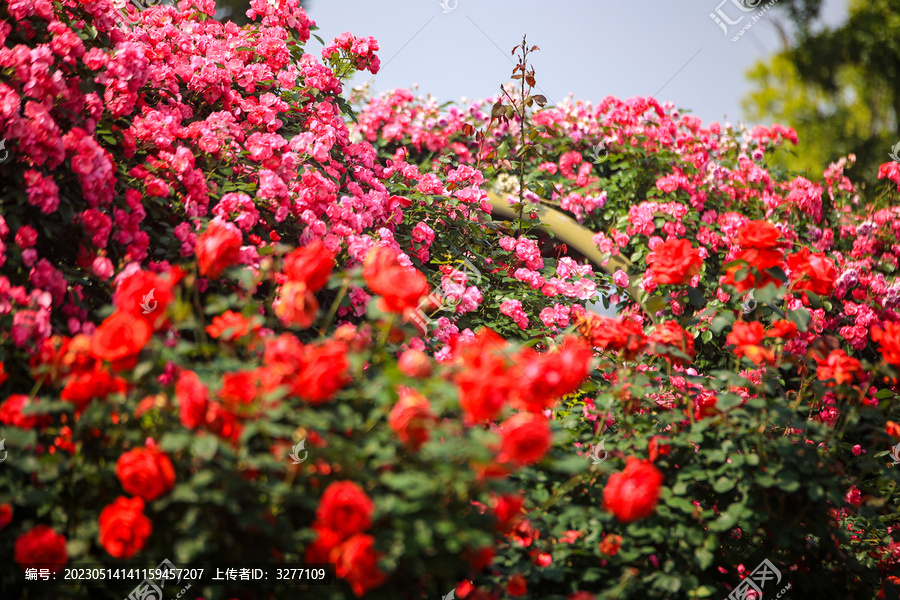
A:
[787,247,836,296]
[274,281,319,329]
[335,534,388,597]
[362,245,429,314]
[498,412,552,466]
[90,310,152,362]
[872,322,900,367]
[283,238,335,292]
[115,447,176,502]
[0,394,52,429]
[603,457,664,523]
[389,386,436,451]
[98,497,152,559]
[315,481,374,540]
[816,349,863,387]
[646,238,703,285]
[14,525,68,574]
[196,217,242,279]
[736,220,782,249]
[174,370,209,430]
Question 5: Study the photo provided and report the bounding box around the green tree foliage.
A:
[744,0,900,189]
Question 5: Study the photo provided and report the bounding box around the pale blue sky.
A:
[303,0,847,127]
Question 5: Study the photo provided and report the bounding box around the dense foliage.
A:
[2,1,900,599]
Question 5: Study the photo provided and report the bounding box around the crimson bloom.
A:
[389,386,436,451]
[14,526,68,574]
[196,217,242,279]
[603,457,664,523]
[645,238,703,285]
[174,370,209,430]
[872,322,900,367]
[115,447,176,502]
[334,534,388,597]
[735,220,782,249]
[497,412,552,466]
[283,238,335,292]
[787,247,836,296]
[362,246,429,314]
[90,310,152,362]
[98,497,152,559]
[816,349,863,387]
[315,481,375,540]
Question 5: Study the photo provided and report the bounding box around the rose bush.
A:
[1,0,900,599]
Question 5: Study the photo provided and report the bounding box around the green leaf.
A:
[192,435,218,461]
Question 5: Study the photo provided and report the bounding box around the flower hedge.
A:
[1,1,900,599]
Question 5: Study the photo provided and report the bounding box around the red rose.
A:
[598,533,622,556]
[389,386,436,451]
[397,349,432,378]
[283,239,335,292]
[219,371,258,408]
[274,281,319,329]
[787,247,836,296]
[174,370,208,430]
[491,493,524,532]
[816,349,863,387]
[98,497,152,558]
[576,313,647,360]
[196,217,242,279]
[0,361,7,386]
[766,319,798,340]
[649,320,695,364]
[315,481,374,540]
[515,337,593,411]
[726,321,773,366]
[646,238,703,285]
[295,340,350,404]
[872,322,900,367]
[735,220,782,249]
[60,368,124,408]
[205,401,242,442]
[455,329,516,424]
[14,525,68,574]
[722,248,785,293]
[206,310,258,341]
[726,321,765,346]
[305,525,343,564]
[648,435,671,462]
[115,447,176,501]
[0,394,52,429]
[506,574,528,597]
[362,246,429,314]
[334,534,388,597]
[0,503,12,529]
[603,457,664,523]
[91,310,152,362]
[497,412,552,466]
[114,268,180,329]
